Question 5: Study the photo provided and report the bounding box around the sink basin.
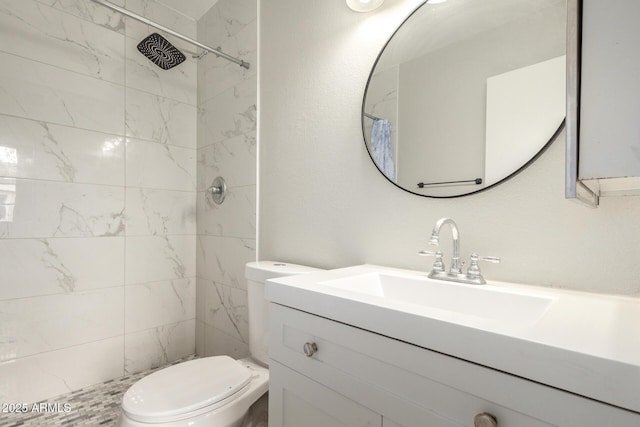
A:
[319,272,555,325]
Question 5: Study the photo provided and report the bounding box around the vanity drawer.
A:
[269,303,639,427]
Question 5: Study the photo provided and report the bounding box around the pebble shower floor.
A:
[0,355,196,427]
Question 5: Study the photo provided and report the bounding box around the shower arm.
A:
[89,0,250,69]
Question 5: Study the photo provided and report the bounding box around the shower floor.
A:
[0,355,196,427]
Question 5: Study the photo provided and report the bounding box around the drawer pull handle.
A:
[303,342,318,357]
[474,412,497,427]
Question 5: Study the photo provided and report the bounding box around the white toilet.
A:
[118,261,320,427]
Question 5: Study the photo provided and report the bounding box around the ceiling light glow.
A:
[346,0,385,12]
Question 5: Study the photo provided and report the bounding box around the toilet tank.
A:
[245,261,322,366]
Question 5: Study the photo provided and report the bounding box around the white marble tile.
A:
[196,235,255,289]
[126,138,196,191]
[125,235,196,284]
[0,116,125,185]
[196,186,255,239]
[196,275,206,321]
[126,188,196,236]
[154,0,218,21]
[126,36,197,105]
[0,0,125,84]
[202,278,248,343]
[0,178,15,223]
[0,336,123,404]
[0,287,123,360]
[125,88,197,148]
[125,278,195,333]
[0,237,124,300]
[124,319,195,375]
[195,319,205,356]
[0,0,206,405]
[37,0,126,33]
[198,0,256,43]
[198,18,257,104]
[202,323,249,359]
[0,178,124,239]
[197,2,225,44]
[197,75,256,146]
[197,132,256,189]
[216,0,257,36]
[0,52,125,135]
[125,0,196,38]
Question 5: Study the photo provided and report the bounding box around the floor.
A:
[0,355,196,427]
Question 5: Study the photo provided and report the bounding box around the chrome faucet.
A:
[419,217,500,285]
[429,217,462,274]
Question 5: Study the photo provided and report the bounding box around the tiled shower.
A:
[0,0,256,407]
[196,0,258,362]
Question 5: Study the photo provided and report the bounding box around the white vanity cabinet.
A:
[268,303,639,427]
[269,362,381,427]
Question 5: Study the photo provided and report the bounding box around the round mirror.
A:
[362,0,566,197]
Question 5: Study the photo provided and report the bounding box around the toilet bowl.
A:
[117,261,320,427]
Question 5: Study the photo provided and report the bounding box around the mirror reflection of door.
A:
[363,0,566,197]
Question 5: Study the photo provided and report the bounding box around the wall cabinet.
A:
[269,303,639,427]
[567,0,640,205]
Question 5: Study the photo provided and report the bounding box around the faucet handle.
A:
[476,255,500,263]
[467,253,500,278]
[418,250,445,273]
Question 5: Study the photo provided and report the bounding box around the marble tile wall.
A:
[0,0,197,404]
[195,0,258,358]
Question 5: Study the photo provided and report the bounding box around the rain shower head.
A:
[137,33,186,70]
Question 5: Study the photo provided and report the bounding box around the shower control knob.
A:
[303,342,318,357]
[207,176,227,205]
[474,412,498,427]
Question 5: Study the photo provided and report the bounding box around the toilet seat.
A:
[122,356,253,423]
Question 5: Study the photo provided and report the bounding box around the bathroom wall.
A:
[0,0,197,404]
[258,0,640,295]
[196,0,258,359]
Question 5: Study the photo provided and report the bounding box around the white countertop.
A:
[266,264,640,414]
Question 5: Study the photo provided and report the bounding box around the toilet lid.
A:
[122,356,252,423]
